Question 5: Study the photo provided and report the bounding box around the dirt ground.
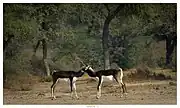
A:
[3,78,177,105]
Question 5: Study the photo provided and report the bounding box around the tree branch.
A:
[104,4,125,24]
[104,4,110,13]
[3,34,14,51]
[33,39,42,55]
[108,4,125,21]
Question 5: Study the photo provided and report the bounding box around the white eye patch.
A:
[85,65,90,70]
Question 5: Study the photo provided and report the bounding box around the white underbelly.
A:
[58,78,69,82]
[93,75,114,82]
[102,75,114,81]
[57,77,77,82]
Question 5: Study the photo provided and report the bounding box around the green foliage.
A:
[3,4,176,89]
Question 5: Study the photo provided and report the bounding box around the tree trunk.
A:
[165,35,176,67]
[166,42,171,66]
[102,22,110,69]
[42,38,50,76]
[43,59,50,76]
[33,39,41,55]
[3,34,14,59]
[102,4,124,70]
[32,38,50,76]
[3,34,14,85]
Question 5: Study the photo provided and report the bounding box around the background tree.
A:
[102,4,126,69]
[3,4,176,87]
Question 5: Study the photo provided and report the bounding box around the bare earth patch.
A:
[3,78,176,104]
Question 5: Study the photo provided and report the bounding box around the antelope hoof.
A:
[120,94,123,98]
[70,93,73,98]
[96,95,101,99]
[71,96,75,99]
[76,96,79,99]
[71,96,79,100]
[51,96,56,100]
[124,93,128,95]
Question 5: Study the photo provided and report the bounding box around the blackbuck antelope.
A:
[82,65,128,99]
[50,65,91,100]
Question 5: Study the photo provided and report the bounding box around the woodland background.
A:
[3,3,176,90]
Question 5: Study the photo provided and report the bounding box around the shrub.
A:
[127,64,152,80]
[3,50,40,90]
[4,73,39,91]
[39,76,52,82]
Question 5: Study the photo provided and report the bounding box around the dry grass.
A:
[152,68,176,80]
[39,76,52,82]
[4,73,40,91]
[124,65,176,82]
[4,65,176,92]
